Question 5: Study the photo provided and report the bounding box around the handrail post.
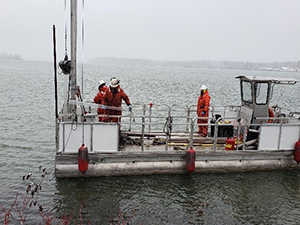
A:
[141,116,145,152]
[213,118,222,152]
[165,105,171,151]
[235,119,241,150]
[129,108,132,131]
[165,118,169,151]
[143,104,146,131]
[90,124,93,152]
[277,118,283,150]
[149,103,152,132]
[242,119,248,150]
[211,106,214,119]
[189,118,195,148]
[186,106,190,133]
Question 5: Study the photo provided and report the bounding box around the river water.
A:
[0,59,300,224]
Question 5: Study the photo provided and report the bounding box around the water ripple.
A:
[1,60,300,224]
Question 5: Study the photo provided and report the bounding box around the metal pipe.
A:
[186,105,190,133]
[235,119,241,150]
[212,117,221,151]
[189,118,195,147]
[62,123,65,152]
[53,25,59,151]
[90,124,93,151]
[69,0,77,113]
[278,119,283,150]
[149,104,152,132]
[141,116,145,152]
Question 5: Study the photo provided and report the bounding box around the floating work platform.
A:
[54,76,300,178]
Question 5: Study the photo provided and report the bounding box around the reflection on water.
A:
[54,170,300,224]
[0,60,300,224]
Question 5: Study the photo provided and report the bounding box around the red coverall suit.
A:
[197,90,211,137]
[103,85,131,123]
[93,85,107,122]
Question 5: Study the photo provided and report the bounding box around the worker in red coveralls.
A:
[103,77,131,123]
[197,85,211,137]
[93,80,107,122]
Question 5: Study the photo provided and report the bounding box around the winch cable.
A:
[71,0,85,106]
[74,0,87,115]
[76,87,86,145]
[80,0,85,100]
[64,0,71,103]
[59,0,72,153]
[64,0,68,58]
[80,0,85,145]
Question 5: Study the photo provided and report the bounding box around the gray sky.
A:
[1,0,299,62]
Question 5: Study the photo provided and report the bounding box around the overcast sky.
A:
[1,0,299,62]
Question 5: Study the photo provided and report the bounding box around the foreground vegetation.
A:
[0,167,141,224]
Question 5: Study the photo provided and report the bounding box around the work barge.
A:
[53,1,300,178]
[54,75,300,178]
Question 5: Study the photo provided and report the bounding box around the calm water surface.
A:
[0,60,300,224]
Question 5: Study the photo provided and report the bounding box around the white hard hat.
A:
[200,85,207,90]
[98,80,105,86]
[110,78,119,88]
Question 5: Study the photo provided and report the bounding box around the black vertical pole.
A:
[53,24,59,150]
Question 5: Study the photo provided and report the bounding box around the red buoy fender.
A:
[268,107,274,123]
[294,140,300,163]
[78,144,89,174]
[225,137,235,150]
[186,147,196,173]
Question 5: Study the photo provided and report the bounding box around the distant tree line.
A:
[0,53,22,60]
[90,57,300,72]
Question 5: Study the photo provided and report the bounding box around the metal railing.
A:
[59,102,300,152]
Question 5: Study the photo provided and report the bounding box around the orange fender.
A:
[268,107,274,123]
